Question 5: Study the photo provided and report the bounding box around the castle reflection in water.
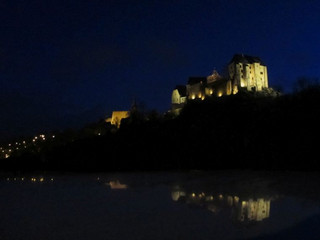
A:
[171,186,272,222]
[4,175,272,223]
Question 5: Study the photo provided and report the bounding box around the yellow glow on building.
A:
[106,111,130,128]
[218,92,223,97]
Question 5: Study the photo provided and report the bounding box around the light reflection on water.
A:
[1,171,320,240]
[171,187,272,223]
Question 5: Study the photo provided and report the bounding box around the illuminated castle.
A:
[172,54,269,114]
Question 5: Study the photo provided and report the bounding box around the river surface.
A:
[1,170,320,240]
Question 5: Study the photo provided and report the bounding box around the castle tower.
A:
[228,54,268,93]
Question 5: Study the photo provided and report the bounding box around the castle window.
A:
[260,72,263,74]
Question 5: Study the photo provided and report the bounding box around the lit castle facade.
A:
[172,54,268,114]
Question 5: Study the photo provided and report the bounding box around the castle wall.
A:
[106,111,130,128]
[187,82,205,100]
[172,89,183,104]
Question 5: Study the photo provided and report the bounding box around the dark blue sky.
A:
[1,0,320,140]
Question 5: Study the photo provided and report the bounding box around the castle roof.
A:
[174,85,187,97]
[229,54,266,66]
[187,77,207,85]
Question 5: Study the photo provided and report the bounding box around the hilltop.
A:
[2,85,320,173]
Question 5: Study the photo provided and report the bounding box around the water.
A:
[1,171,320,240]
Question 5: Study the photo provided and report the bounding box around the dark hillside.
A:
[3,87,320,172]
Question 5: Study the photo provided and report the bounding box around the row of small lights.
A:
[5,177,54,182]
[0,134,56,159]
[190,192,240,202]
[190,90,223,100]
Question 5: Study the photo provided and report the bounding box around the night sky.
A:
[1,0,320,140]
